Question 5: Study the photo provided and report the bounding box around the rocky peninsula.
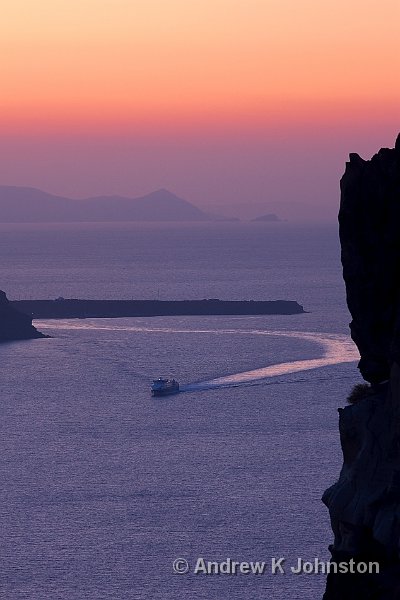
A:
[13,298,305,319]
[0,290,45,341]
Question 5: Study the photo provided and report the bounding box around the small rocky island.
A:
[13,298,305,319]
[252,213,281,222]
[0,290,45,341]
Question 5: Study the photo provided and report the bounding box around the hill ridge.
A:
[0,185,215,222]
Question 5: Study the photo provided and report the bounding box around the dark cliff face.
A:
[339,134,400,384]
[0,290,45,341]
[323,136,400,599]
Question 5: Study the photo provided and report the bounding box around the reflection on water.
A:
[189,331,358,389]
[37,321,359,391]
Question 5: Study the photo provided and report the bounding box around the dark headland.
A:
[13,298,305,319]
[0,290,46,341]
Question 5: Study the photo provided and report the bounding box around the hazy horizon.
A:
[0,181,340,222]
[1,1,400,223]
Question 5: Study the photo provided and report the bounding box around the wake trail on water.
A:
[182,330,359,391]
[37,320,360,391]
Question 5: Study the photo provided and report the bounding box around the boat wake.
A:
[183,331,358,391]
[36,320,359,390]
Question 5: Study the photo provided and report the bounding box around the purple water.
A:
[0,222,361,599]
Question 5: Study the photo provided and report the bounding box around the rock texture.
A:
[323,379,400,598]
[0,290,45,341]
[323,136,400,598]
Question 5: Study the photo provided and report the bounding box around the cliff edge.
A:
[0,290,46,341]
[323,135,400,598]
[339,134,400,385]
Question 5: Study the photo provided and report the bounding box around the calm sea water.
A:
[0,222,362,599]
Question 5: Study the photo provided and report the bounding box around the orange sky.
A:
[0,1,399,219]
[2,0,400,132]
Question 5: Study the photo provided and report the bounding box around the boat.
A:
[151,377,180,396]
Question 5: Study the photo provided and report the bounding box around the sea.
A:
[0,221,362,600]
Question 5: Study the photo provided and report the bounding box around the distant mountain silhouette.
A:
[0,186,217,222]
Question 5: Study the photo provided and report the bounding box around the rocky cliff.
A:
[339,134,400,385]
[0,290,45,341]
[323,136,400,598]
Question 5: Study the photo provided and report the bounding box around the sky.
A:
[1,0,400,220]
